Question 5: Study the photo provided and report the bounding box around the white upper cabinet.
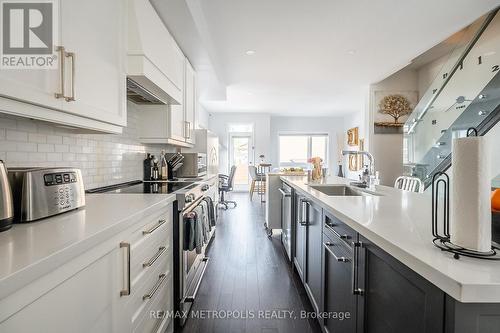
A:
[168,46,187,143]
[60,0,126,127]
[0,0,126,133]
[138,57,198,148]
[184,60,196,144]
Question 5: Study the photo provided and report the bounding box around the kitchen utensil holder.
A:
[431,171,500,260]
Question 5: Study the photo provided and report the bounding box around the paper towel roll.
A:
[450,136,491,252]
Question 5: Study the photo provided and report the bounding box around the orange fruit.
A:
[492,189,500,211]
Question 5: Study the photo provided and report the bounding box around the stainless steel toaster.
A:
[8,167,85,222]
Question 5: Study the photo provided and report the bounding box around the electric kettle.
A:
[0,160,14,231]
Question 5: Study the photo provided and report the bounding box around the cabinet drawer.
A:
[127,255,171,324]
[130,222,171,285]
[323,231,353,260]
[324,211,357,247]
[133,274,173,333]
[129,206,172,241]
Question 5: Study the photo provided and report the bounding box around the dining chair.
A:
[394,176,424,193]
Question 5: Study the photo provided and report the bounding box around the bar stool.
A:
[248,166,265,200]
[257,163,271,202]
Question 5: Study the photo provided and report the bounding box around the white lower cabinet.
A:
[0,204,174,333]
[0,248,122,333]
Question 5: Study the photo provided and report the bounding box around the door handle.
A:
[54,46,65,99]
[120,242,131,296]
[299,198,309,226]
[324,242,349,262]
[65,51,75,102]
[352,241,364,295]
[143,246,166,268]
[143,219,166,235]
[143,274,167,300]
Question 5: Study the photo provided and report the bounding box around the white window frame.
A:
[278,133,328,169]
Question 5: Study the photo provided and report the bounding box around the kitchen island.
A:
[270,175,500,333]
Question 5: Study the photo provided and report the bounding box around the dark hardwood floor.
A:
[179,192,321,333]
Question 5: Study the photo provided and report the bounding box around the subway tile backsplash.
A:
[0,104,174,190]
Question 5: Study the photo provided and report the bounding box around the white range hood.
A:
[127,0,184,105]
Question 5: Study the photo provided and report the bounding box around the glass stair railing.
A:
[403,7,500,188]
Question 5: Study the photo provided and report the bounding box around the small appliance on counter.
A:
[172,153,207,178]
[0,160,14,231]
[8,167,85,222]
[181,129,219,176]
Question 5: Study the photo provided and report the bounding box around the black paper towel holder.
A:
[431,171,500,260]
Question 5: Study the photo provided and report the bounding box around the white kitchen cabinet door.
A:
[168,45,187,143]
[0,248,125,333]
[0,0,62,111]
[60,0,126,127]
[184,60,196,144]
[169,104,186,143]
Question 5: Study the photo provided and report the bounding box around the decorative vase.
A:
[337,165,344,177]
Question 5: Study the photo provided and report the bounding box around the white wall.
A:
[208,112,347,177]
[342,109,367,180]
[0,103,175,190]
[196,105,209,129]
[368,69,419,186]
[208,112,271,174]
[269,116,344,175]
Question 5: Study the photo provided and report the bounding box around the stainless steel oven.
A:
[173,181,215,328]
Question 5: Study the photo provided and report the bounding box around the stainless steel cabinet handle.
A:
[65,52,75,102]
[152,312,165,332]
[54,46,66,99]
[143,246,166,268]
[300,198,309,226]
[352,241,364,295]
[324,242,349,262]
[143,274,167,300]
[184,121,191,139]
[120,242,131,296]
[184,257,209,302]
[143,219,166,235]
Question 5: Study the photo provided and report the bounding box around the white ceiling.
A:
[154,0,500,116]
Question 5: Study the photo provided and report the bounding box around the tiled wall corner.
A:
[0,106,174,190]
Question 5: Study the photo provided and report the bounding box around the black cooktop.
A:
[86,181,194,194]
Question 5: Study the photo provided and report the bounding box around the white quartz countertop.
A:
[280,175,500,303]
[0,193,175,299]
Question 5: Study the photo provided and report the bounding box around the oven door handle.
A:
[183,257,210,303]
[183,196,206,214]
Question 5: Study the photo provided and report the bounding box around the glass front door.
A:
[229,134,253,191]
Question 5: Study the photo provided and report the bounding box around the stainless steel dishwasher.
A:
[279,182,293,261]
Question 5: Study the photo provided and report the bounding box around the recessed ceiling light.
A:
[245,50,256,56]
[347,49,356,55]
[247,92,254,96]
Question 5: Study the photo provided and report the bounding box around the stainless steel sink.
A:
[309,184,373,196]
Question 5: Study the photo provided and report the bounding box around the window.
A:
[279,134,328,169]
